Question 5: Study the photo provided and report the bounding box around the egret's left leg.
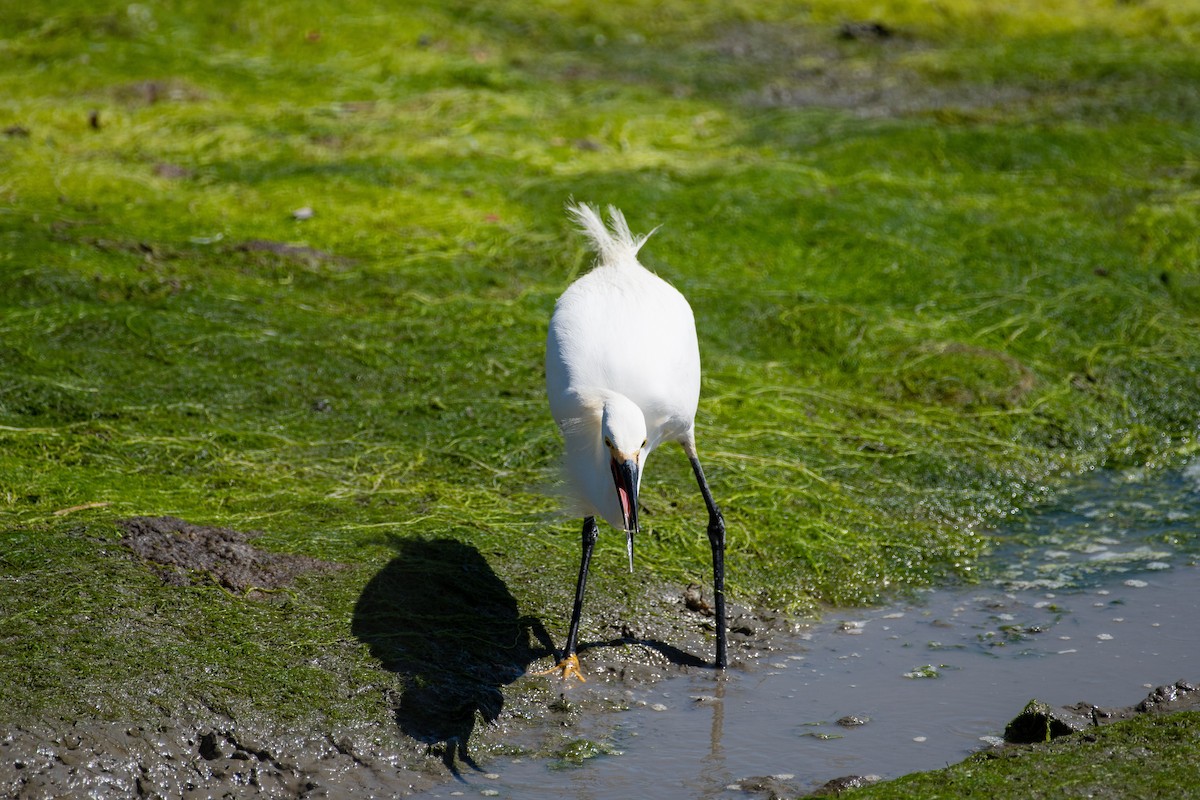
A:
[686,450,727,669]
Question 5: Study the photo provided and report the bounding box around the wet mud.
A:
[118,516,341,595]
[0,717,439,798]
[708,20,1033,118]
[3,673,1190,799]
[0,571,786,799]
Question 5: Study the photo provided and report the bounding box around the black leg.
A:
[564,515,599,660]
[688,454,727,669]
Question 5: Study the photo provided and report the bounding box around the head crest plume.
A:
[567,201,659,268]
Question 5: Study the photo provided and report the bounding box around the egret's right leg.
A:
[563,515,599,672]
[537,515,597,682]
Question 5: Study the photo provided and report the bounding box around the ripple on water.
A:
[988,462,1200,591]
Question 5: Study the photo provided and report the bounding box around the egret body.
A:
[544,203,727,680]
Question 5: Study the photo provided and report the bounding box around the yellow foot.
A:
[533,653,587,682]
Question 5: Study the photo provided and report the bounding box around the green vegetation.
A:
[852,712,1200,799]
[1,0,1198,778]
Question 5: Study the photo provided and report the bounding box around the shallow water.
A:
[416,463,1200,798]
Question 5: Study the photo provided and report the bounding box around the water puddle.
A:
[417,462,1200,798]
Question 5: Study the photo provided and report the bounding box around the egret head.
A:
[600,396,647,570]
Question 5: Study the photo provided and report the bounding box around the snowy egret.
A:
[543,202,727,681]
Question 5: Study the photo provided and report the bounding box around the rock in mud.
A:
[811,773,882,795]
[1004,680,1200,744]
[737,773,801,799]
[1004,699,1091,743]
[684,583,715,616]
[1135,680,1199,713]
[1074,679,1200,726]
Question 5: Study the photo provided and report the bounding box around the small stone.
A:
[292,206,314,220]
[813,775,882,796]
[1004,699,1090,743]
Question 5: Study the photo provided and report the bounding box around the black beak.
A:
[610,457,640,571]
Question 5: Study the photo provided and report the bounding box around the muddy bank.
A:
[0,594,781,800]
[0,715,439,798]
[3,514,780,798]
[4,679,1195,799]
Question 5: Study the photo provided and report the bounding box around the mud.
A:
[118,516,342,595]
[110,79,207,106]
[4,677,1185,799]
[234,240,353,268]
[0,576,783,799]
[0,716,439,799]
[709,21,1033,118]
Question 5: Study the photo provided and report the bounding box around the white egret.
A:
[543,202,727,681]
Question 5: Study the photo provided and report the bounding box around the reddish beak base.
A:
[610,457,640,571]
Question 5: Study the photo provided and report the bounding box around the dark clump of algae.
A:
[2,0,1200,794]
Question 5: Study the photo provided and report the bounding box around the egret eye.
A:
[641,439,647,449]
[604,437,613,448]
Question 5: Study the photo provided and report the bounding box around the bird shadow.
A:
[580,636,711,669]
[350,535,555,776]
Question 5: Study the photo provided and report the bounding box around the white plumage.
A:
[541,202,728,681]
[546,204,700,536]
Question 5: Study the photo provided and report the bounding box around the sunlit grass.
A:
[1,0,1198,740]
